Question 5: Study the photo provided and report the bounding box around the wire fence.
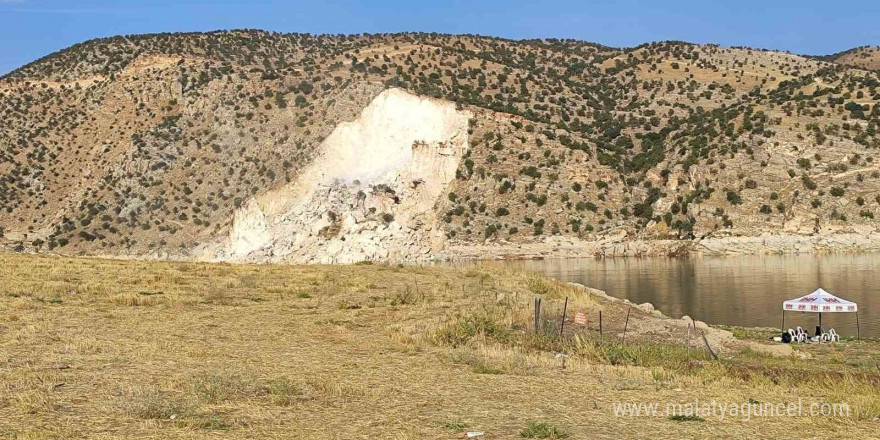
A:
[531,296,719,361]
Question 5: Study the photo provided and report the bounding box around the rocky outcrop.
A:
[208,88,471,263]
[694,233,880,255]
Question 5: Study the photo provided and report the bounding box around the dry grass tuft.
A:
[189,372,253,404]
[263,377,306,406]
[519,421,570,439]
[118,385,193,420]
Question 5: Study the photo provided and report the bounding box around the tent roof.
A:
[783,288,858,313]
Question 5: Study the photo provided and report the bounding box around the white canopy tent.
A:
[782,288,860,339]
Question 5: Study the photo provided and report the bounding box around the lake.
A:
[508,253,880,338]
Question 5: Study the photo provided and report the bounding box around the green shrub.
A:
[802,176,817,190]
[520,421,569,439]
[519,166,541,179]
[726,190,742,205]
[435,314,507,347]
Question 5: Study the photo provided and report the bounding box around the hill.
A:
[814,46,880,71]
[1,31,879,262]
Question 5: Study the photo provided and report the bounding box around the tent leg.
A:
[856,312,860,341]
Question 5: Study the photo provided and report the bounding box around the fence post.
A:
[599,311,603,336]
[686,323,691,364]
[534,298,538,334]
[700,329,719,361]
[622,306,632,343]
[559,297,569,338]
[856,312,861,340]
[534,298,542,334]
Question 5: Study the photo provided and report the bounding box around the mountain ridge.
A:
[6,30,877,80]
[1,30,878,261]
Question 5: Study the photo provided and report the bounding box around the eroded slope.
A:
[213,88,471,263]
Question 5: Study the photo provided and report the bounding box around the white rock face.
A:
[228,198,268,257]
[212,88,471,263]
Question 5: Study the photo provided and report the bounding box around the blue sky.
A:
[1,0,878,75]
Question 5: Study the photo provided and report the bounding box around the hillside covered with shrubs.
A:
[1,31,879,256]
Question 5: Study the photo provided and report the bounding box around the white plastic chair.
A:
[827,328,840,342]
[795,326,808,343]
[788,328,807,343]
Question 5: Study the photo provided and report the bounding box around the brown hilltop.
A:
[824,46,880,71]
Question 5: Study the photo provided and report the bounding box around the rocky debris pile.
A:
[236,178,446,264]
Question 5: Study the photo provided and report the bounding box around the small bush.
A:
[191,373,250,403]
[669,414,705,422]
[435,314,507,347]
[263,378,304,406]
[726,190,742,205]
[527,276,554,295]
[802,175,817,190]
[442,421,469,431]
[473,364,503,375]
[520,166,541,179]
[120,386,193,420]
[391,285,424,305]
[520,421,570,439]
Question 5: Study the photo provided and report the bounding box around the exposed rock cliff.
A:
[211,88,471,263]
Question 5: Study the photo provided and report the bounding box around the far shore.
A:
[446,232,880,261]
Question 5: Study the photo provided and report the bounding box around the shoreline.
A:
[4,232,880,264]
[445,232,880,261]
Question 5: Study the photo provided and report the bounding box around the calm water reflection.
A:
[509,253,880,338]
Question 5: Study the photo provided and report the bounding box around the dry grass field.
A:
[0,254,878,439]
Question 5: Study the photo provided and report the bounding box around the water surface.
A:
[508,253,880,338]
